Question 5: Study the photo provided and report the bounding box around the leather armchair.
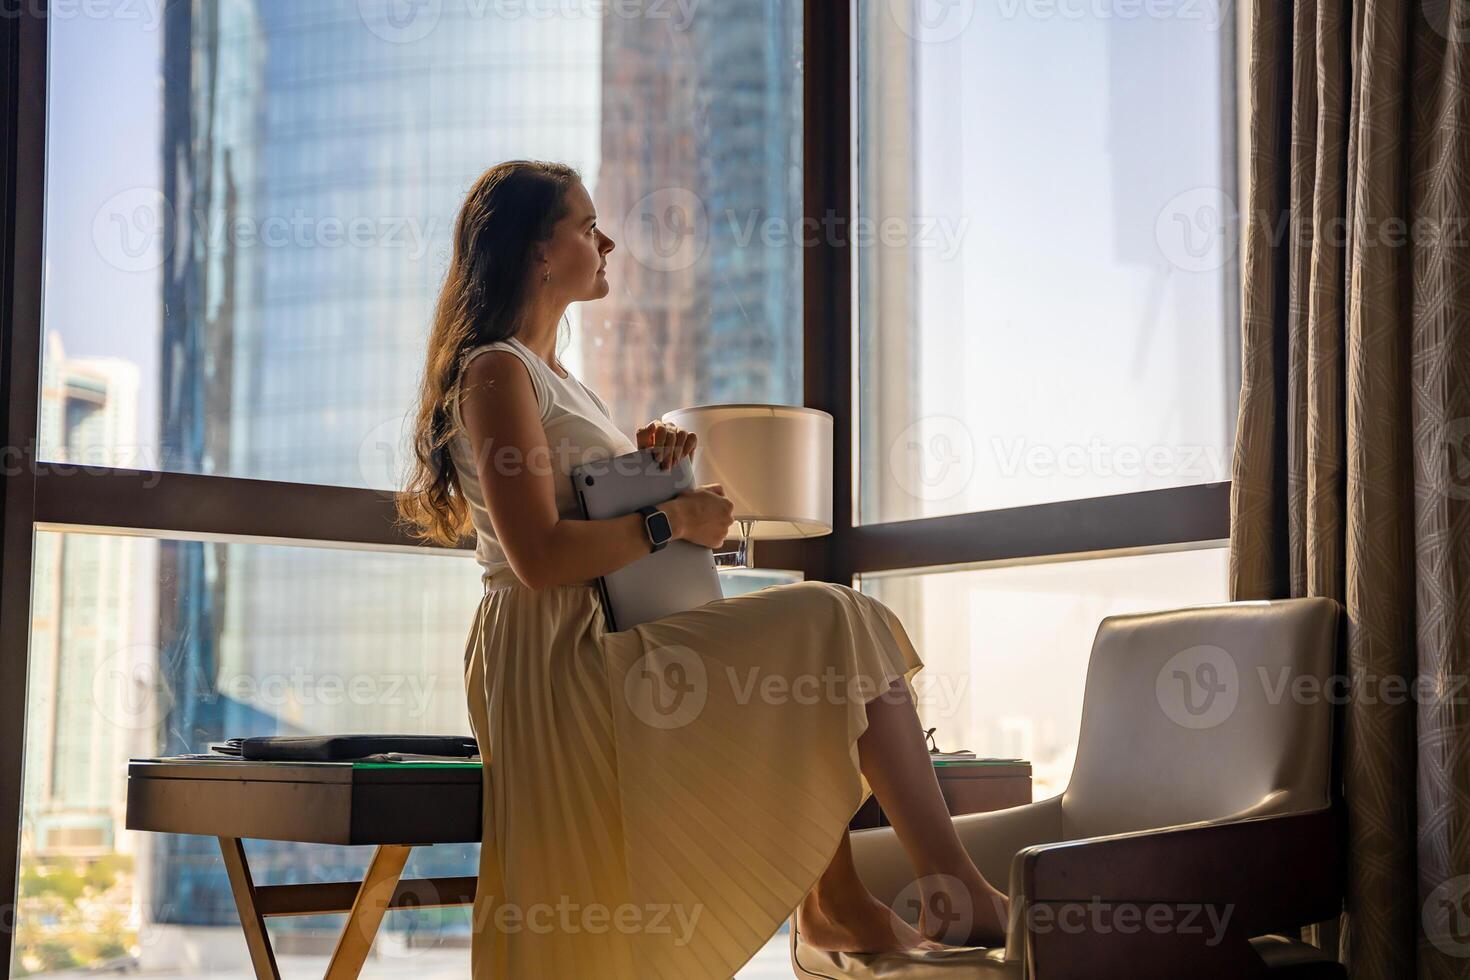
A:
[791,597,1345,979]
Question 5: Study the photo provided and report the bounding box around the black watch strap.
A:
[637,505,671,553]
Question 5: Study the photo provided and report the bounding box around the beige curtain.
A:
[1229,0,1470,976]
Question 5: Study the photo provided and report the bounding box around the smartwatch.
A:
[637,505,673,553]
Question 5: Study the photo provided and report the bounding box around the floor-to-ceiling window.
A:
[11,1,802,975]
[3,1,1240,976]
[852,0,1241,797]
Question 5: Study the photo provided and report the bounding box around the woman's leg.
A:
[806,675,1009,947]
[795,828,941,953]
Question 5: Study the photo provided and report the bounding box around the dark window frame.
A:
[0,0,1233,964]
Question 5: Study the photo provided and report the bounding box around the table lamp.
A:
[659,404,833,569]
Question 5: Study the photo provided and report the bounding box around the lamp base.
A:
[712,520,755,570]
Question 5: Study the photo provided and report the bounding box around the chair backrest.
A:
[1060,597,1341,841]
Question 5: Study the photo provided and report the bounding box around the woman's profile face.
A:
[541,180,615,302]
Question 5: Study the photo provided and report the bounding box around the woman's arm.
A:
[459,350,685,590]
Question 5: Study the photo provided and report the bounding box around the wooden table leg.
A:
[324,844,413,980]
[218,837,282,980]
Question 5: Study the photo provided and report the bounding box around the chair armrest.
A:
[1016,804,1343,980]
[1021,804,1341,928]
[850,795,1065,910]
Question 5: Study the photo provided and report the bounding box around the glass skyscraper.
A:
[30,334,141,860]
[149,0,801,949]
[588,0,803,428]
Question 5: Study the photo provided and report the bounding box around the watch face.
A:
[647,509,672,544]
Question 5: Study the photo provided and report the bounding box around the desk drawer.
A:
[126,760,482,845]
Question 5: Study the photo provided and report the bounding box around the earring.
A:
[542,262,550,283]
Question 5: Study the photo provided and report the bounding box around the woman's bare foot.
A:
[916,875,1009,947]
[797,889,947,954]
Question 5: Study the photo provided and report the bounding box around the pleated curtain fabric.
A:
[1229,0,1470,976]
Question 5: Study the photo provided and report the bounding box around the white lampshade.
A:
[660,403,833,540]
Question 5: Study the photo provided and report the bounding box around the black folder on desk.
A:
[212,734,478,762]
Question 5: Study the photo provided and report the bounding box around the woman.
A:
[398,160,1009,979]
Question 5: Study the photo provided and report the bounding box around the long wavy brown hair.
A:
[396,160,581,546]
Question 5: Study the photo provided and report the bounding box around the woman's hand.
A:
[667,484,735,549]
[636,420,696,470]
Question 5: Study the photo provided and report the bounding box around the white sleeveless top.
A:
[447,335,638,589]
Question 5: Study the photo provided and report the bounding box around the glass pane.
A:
[15,526,796,976]
[858,546,1230,798]
[42,1,802,488]
[17,532,482,977]
[856,1,1238,523]
[722,567,803,597]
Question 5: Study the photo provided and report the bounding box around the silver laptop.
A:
[571,447,725,632]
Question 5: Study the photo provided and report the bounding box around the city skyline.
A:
[23,0,1235,975]
[31,332,144,861]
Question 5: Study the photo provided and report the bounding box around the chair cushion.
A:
[790,915,1019,979]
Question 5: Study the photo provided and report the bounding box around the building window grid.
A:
[4,1,1233,970]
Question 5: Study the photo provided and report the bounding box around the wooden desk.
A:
[128,756,1031,977]
[125,758,481,980]
[849,760,1033,829]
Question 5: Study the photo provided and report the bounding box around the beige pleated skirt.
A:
[462,574,926,979]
